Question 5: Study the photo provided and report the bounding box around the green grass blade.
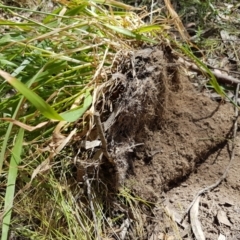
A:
[0,59,17,67]
[180,44,224,96]
[60,90,92,122]
[0,70,64,121]
[104,24,157,43]
[0,99,23,174]
[92,0,135,9]
[133,25,162,34]
[0,61,57,174]
[1,128,24,240]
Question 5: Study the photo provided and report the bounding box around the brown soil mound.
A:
[94,45,239,239]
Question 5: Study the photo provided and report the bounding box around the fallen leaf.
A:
[217,210,232,227]
[218,233,226,240]
[81,140,101,149]
[190,196,205,240]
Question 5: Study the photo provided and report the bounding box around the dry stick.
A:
[149,0,155,23]
[94,112,116,166]
[178,57,240,86]
[94,112,120,190]
[180,83,240,223]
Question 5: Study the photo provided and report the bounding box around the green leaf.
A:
[133,25,162,34]
[92,0,134,10]
[180,44,224,96]
[0,70,64,121]
[104,24,157,43]
[1,128,24,240]
[60,90,92,122]
[42,7,62,23]
[45,60,68,75]
[0,59,17,67]
[0,94,25,175]
[0,34,25,45]
[66,5,88,16]
[104,24,136,37]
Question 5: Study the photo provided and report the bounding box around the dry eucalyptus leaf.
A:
[217,210,232,227]
[81,140,101,149]
[190,196,205,240]
[218,233,226,240]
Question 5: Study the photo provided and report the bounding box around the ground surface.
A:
[1,1,240,239]
[104,45,240,239]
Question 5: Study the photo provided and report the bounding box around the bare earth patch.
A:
[100,45,240,239]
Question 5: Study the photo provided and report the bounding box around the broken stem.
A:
[178,57,240,86]
[94,112,116,166]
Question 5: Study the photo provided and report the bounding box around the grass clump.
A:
[0,1,163,239]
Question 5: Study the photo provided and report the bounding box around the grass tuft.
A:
[0,1,162,239]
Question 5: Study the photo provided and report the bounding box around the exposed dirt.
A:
[100,45,240,239]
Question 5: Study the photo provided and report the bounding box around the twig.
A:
[150,0,156,23]
[84,173,101,240]
[180,83,240,223]
[178,57,240,86]
[94,112,116,166]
